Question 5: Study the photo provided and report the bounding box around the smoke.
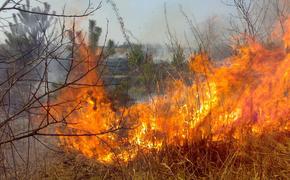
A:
[139,1,231,46]
[140,3,185,45]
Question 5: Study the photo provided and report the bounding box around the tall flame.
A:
[53,20,290,163]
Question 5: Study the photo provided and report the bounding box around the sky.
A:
[0,0,233,45]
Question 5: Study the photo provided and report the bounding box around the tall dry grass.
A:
[32,131,290,180]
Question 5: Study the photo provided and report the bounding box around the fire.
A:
[53,20,290,163]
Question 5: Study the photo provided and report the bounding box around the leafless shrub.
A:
[0,0,123,178]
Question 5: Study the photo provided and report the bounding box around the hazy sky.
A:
[1,0,233,45]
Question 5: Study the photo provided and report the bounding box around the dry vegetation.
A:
[0,0,290,179]
[35,132,290,179]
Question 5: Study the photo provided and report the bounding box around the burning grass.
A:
[37,131,290,179]
[39,19,290,179]
[53,36,289,161]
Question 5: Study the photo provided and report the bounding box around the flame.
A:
[53,20,290,163]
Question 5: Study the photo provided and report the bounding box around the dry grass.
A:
[34,131,290,180]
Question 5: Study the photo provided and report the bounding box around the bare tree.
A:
[224,0,290,44]
[0,0,127,178]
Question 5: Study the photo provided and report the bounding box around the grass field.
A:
[35,131,290,180]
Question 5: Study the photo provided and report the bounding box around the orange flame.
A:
[53,20,290,163]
